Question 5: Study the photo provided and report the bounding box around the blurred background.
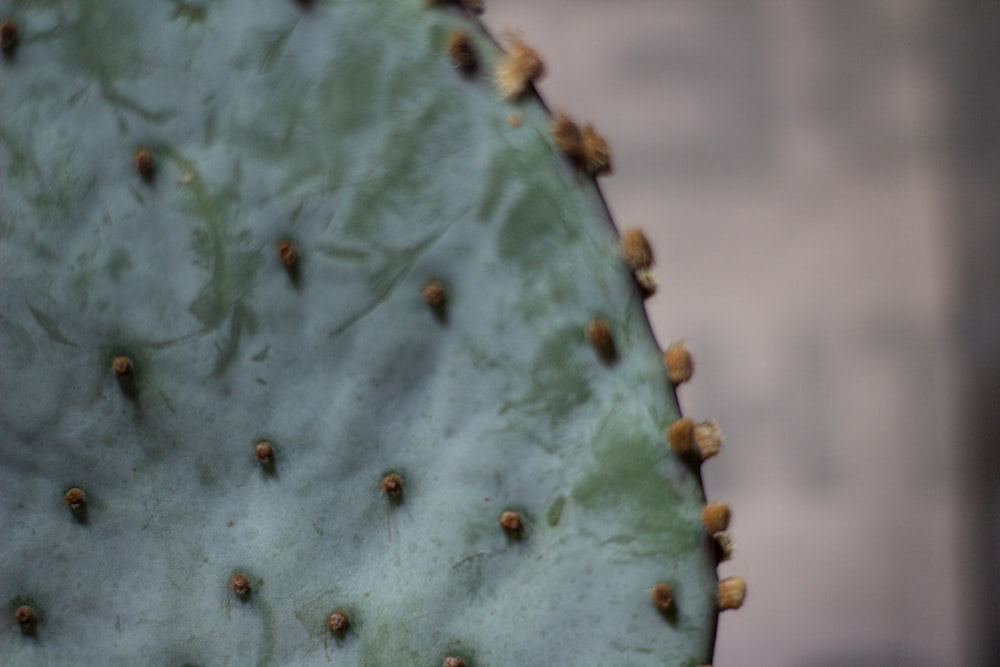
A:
[486,2,999,666]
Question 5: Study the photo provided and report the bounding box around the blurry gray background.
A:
[485,2,1000,666]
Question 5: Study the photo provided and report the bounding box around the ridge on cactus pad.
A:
[0,0,736,665]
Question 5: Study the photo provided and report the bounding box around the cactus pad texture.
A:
[0,0,732,665]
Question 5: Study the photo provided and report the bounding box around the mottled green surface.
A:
[0,0,717,664]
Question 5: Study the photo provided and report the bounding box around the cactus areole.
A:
[0,0,737,665]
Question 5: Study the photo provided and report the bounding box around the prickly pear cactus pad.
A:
[0,0,738,665]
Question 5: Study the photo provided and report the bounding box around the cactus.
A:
[0,0,742,665]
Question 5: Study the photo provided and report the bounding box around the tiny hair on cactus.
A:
[718,576,747,610]
[495,32,544,100]
[664,341,694,385]
[667,418,695,456]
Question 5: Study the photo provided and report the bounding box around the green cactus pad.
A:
[0,0,721,664]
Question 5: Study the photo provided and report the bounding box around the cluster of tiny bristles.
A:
[495,33,544,101]
[551,111,612,177]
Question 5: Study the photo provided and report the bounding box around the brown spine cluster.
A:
[229,573,251,598]
[499,510,524,537]
[651,582,675,614]
[552,112,584,163]
[580,124,612,176]
[619,227,656,297]
[701,502,731,534]
[447,29,477,72]
[276,240,298,270]
[381,472,403,498]
[422,279,447,310]
[254,440,275,465]
[112,355,133,379]
[64,487,86,511]
[620,228,654,272]
[1,18,18,57]
[14,605,35,633]
[326,609,350,635]
[663,341,694,384]
[714,533,735,562]
[666,417,694,456]
[550,111,612,176]
[585,318,616,362]
[133,147,155,181]
[495,33,544,101]
[694,419,724,459]
[718,576,747,610]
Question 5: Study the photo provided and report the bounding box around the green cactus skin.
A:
[0,0,726,665]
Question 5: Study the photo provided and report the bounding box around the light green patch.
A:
[166,150,262,360]
[500,324,593,427]
[105,248,133,282]
[495,181,568,271]
[212,302,258,376]
[546,494,566,527]
[572,411,699,560]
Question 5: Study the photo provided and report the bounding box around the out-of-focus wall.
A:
[484,2,999,665]
[947,4,1000,666]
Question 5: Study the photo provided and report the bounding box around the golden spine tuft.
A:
[495,33,544,101]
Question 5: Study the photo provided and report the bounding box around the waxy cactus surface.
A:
[0,0,735,664]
